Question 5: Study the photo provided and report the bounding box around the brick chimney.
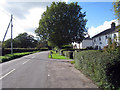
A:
[111,22,115,30]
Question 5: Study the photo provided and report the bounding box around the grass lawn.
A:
[48,51,69,59]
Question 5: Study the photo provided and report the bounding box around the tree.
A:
[113,0,120,20]
[3,32,38,48]
[35,2,87,48]
[36,40,48,48]
[14,32,38,48]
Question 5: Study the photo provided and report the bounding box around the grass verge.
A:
[1,51,39,63]
[48,51,69,59]
[69,60,75,64]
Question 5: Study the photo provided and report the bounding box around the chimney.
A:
[111,22,115,30]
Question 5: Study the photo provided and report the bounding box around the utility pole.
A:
[2,14,13,54]
[11,14,13,54]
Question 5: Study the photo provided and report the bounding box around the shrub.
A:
[1,52,33,62]
[104,38,117,52]
[61,44,73,49]
[86,46,94,50]
[74,50,120,89]
[2,48,49,56]
[60,48,88,59]
[62,51,74,59]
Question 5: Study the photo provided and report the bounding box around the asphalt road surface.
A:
[0,51,98,89]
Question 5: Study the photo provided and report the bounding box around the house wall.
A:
[72,40,93,49]
[72,42,80,49]
[80,40,93,49]
[92,32,119,49]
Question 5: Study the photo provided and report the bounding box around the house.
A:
[92,22,119,50]
[73,35,93,49]
[73,22,120,49]
[80,36,93,49]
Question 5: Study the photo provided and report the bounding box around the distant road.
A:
[0,51,98,88]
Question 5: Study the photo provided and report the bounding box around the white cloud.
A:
[62,0,69,3]
[88,19,119,38]
[21,8,45,29]
[0,1,47,41]
[6,0,114,2]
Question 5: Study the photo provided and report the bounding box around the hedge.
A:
[74,50,120,89]
[59,48,88,59]
[62,51,74,59]
[1,52,34,63]
[1,48,49,56]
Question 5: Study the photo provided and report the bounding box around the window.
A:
[114,34,117,39]
[105,36,107,39]
[100,42,102,44]
[94,39,96,42]
[99,37,101,41]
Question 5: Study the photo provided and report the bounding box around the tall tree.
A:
[113,0,120,45]
[15,32,38,48]
[35,2,87,48]
[3,32,38,48]
[113,0,120,20]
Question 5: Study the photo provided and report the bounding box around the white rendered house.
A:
[72,36,93,49]
[73,22,120,49]
[92,22,119,50]
[80,36,93,49]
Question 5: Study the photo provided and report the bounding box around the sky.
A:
[0,0,119,41]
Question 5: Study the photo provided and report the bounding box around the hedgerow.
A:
[1,52,34,63]
[2,48,49,56]
[74,49,120,89]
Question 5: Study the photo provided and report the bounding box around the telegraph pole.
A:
[11,14,13,54]
[2,14,13,54]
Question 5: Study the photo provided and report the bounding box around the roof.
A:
[92,27,118,38]
[84,37,92,40]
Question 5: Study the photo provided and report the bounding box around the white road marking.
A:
[23,60,30,64]
[0,69,15,80]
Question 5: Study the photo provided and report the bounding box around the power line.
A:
[0,9,25,31]
[0,8,11,17]
[12,17,25,30]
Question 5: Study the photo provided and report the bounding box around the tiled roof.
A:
[92,27,118,38]
[84,37,92,40]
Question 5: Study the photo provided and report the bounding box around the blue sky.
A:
[0,0,118,41]
[78,2,115,28]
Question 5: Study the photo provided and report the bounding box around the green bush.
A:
[62,51,74,59]
[1,52,34,63]
[2,48,49,56]
[60,48,87,59]
[74,50,120,89]
[61,45,73,49]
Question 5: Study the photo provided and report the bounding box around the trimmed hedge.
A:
[74,50,120,89]
[1,52,34,63]
[60,48,88,59]
[2,48,49,56]
[62,51,74,59]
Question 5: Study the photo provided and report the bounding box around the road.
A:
[0,51,98,88]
